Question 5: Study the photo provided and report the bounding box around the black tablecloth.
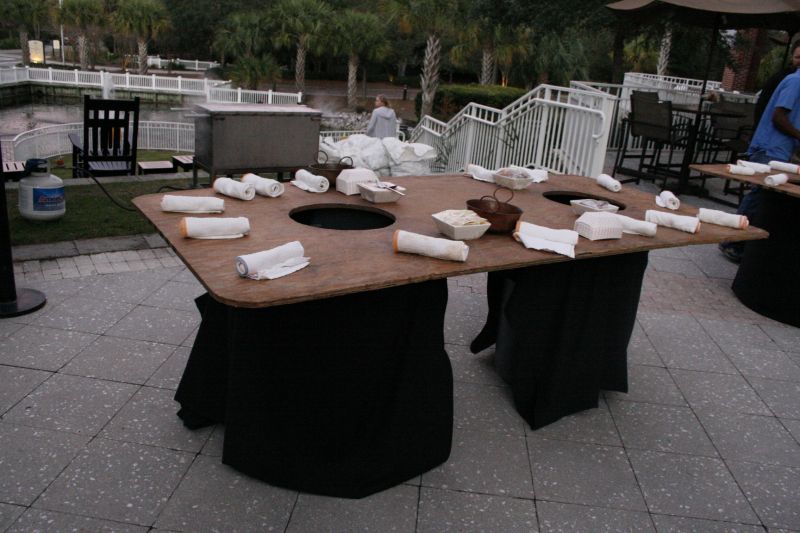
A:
[473,252,649,429]
[175,280,453,498]
[733,190,800,327]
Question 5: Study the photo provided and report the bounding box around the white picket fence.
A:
[142,56,220,71]
[409,84,616,178]
[4,121,194,162]
[0,66,302,104]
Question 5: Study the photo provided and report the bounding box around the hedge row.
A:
[414,84,528,121]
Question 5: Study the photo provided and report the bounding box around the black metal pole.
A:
[677,15,720,194]
[0,153,46,318]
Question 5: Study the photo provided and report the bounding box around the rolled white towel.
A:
[393,230,469,262]
[235,241,310,280]
[697,208,749,229]
[596,173,622,192]
[765,173,789,186]
[466,163,495,183]
[292,169,329,193]
[160,195,224,213]
[513,220,579,258]
[727,164,755,176]
[509,165,548,182]
[241,173,284,197]
[645,210,700,234]
[213,177,256,201]
[769,161,800,174]
[613,214,657,237]
[736,160,771,173]
[179,217,250,239]
[655,190,680,210]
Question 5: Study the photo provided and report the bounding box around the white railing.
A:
[6,122,402,162]
[624,72,722,93]
[0,66,301,104]
[143,56,220,71]
[8,121,195,161]
[410,83,613,177]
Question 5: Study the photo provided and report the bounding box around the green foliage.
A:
[228,54,282,89]
[414,83,526,120]
[58,0,105,30]
[333,10,388,61]
[113,0,170,41]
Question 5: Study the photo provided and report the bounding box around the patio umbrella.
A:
[607,0,800,192]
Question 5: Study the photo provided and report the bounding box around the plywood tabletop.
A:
[134,173,767,308]
[690,164,800,199]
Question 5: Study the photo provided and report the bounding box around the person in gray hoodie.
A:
[365,94,398,138]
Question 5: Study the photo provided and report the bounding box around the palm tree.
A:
[334,10,389,109]
[58,0,105,70]
[450,18,501,86]
[213,12,281,90]
[495,26,534,87]
[2,0,51,66]
[271,0,332,93]
[388,0,460,118]
[113,0,170,74]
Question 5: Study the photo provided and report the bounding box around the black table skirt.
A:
[733,190,800,327]
[473,252,649,429]
[175,280,453,498]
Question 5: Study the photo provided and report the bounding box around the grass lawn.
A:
[7,178,191,246]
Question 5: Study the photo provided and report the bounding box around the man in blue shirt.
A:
[720,68,800,263]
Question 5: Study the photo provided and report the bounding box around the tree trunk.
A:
[78,34,88,71]
[480,45,496,85]
[19,29,30,66]
[347,54,359,109]
[419,33,441,119]
[295,37,307,93]
[611,23,625,84]
[657,27,672,77]
[137,39,148,75]
[397,57,407,78]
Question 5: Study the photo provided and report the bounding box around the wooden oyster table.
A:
[691,163,800,326]
[134,174,765,498]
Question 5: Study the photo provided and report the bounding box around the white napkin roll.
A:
[466,163,496,183]
[736,160,771,173]
[509,165,548,182]
[160,195,224,213]
[292,169,329,193]
[697,208,749,229]
[513,221,579,258]
[765,173,789,186]
[212,177,256,201]
[235,241,310,280]
[393,230,469,262]
[655,190,680,210]
[727,164,755,176]
[596,173,622,192]
[645,210,700,234]
[769,161,800,174]
[241,173,285,197]
[614,214,657,237]
[180,217,250,239]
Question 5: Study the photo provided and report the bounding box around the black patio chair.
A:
[69,95,140,178]
[613,91,689,186]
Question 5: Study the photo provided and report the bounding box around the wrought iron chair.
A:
[613,91,689,185]
[69,95,140,178]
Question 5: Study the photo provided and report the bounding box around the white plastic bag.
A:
[382,138,437,164]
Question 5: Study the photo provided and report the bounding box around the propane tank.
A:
[18,159,65,221]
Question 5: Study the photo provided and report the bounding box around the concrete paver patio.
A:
[1,177,799,531]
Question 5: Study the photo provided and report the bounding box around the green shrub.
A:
[0,36,18,49]
[414,84,528,121]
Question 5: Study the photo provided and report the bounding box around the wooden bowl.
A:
[466,196,523,234]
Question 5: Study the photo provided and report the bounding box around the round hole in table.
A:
[289,203,396,230]
[542,191,627,211]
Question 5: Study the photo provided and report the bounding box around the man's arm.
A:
[772,107,800,141]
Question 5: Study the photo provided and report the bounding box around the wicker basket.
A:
[466,188,523,234]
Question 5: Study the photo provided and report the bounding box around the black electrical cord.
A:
[68,166,137,212]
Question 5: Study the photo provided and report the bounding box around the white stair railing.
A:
[410,83,613,177]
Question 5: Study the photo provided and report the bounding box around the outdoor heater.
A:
[191,103,322,187]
